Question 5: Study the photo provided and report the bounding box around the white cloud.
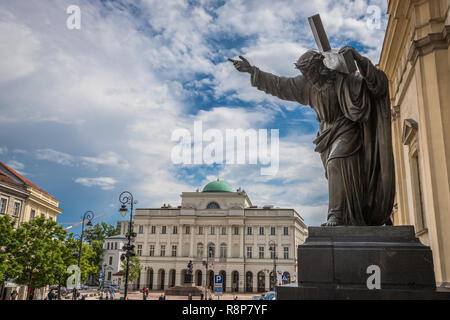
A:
[81,152,129,169]
[6,160,25,172]
[35,149,75,166]
[75,177,117,190]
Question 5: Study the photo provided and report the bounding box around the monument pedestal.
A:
[276,226,450,300]
[164,283,203,296]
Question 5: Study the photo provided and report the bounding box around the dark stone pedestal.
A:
[164,283,203,296]
[276,226,450,300]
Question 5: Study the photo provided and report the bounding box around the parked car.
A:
[263,291,276,300]
[250,295,264,300]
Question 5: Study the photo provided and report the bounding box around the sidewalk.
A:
[85,290,258,300]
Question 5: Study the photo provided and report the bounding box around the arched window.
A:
[220,243,227,258]
[206,202,220,209]
[197,243,204,258]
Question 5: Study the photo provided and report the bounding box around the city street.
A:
[82,290,260,300]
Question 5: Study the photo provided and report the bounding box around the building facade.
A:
[379,0,450,287]
[125,180,307,293]
[101,235,128,288]
[0,161,62,224]
[0,161,63,300]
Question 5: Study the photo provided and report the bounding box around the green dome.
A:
[202,180,233,193]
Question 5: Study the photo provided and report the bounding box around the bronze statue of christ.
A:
[229,45,395,226]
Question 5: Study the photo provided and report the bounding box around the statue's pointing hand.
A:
[228,55,253,73]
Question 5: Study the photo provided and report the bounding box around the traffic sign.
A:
[214,275,223,284]
[214,287,223,296]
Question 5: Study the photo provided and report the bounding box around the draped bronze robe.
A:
[250,57,395,226]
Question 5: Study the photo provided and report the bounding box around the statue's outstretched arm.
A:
[228,56,311,106]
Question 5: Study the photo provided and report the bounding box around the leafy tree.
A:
[52,234,97,298]
[120,254,141,284]
[11,217,69,299]
[0,215,20,286]
[84,222,120,242]
[83,222,120,283]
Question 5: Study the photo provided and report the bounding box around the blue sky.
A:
[0,0,388,231]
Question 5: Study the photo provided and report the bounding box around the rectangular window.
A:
[284,247,289,259]
[41,213,45,218]
[13,202,20,216]
[259,227,264,235]
[283,227,289,236]
[115,242,118,250]
[186,226,190,234]
[162,226,166,234]
[138,225,144,234]
[0,198,7,214]
[234,227,239,235]
[271,227,276,235]
[137,245,142,256]
[259,246,264,259]
[247,227,252,235]
[151,226,156,234]
[160,245,166,257]
[246,247,252,259]
[221,227,226,235]
[149,245,155,257]
[210,227,215,235]
[107,272,111,281]
[30,209,36,220]
[107,242,110,250]
[109,256,113,265]
[199,226,203,235]
[220,245,226,258]
[173,226,178,234]
[172,245,177,257]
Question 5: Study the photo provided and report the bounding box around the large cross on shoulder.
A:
[308,14,357,74]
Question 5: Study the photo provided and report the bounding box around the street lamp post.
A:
[78,211,94,269]
[269,240,277,291]
[203,246,213,299]
[118,191,137,300]
[102,263,107,289]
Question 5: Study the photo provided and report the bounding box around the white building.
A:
[121,180,307,293]
[101,235,128,288]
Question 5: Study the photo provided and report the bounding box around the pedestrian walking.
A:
[105,291,109,300]
[99,291,104,300]
[142,286,147,300]
[188,293,192,300]
[200,293,204,300]
[11,290,18,300]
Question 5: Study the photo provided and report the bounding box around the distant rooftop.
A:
[0,161,55,199]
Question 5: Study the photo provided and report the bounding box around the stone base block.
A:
[276,226,450,300]
[164,284,204,296]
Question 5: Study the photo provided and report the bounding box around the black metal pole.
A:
[78,211,94,281]
[119,191,134,300]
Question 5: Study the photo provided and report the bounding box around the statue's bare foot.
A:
[321,215,342,226]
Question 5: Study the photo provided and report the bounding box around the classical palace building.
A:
[0,161,63,300]
[379,0,450,287]
[121,180,307,293]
